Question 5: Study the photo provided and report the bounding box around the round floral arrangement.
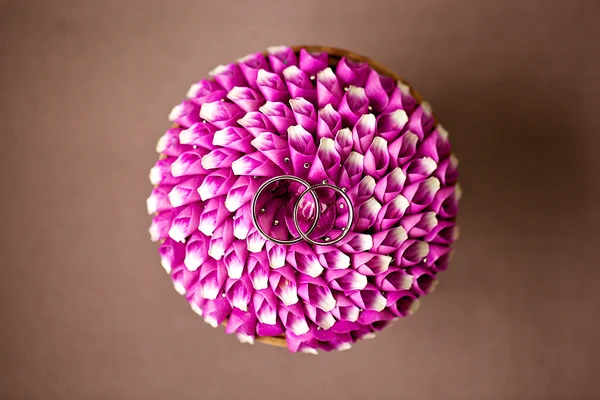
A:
[147,45,460,353]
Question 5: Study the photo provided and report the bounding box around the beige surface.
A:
[1,0,599,399]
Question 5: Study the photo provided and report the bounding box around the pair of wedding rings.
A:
[250,175,355,247]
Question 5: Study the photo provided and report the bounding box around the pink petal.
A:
[198,258,227,300]
[325,269,368,292]
[298,48,328,75]
[430,184,461,218]
[258,101,296,135]
[298,275,336,312]
[286,243,324,278]
[238,52,269,90]
[149,158,187,186]
[374,167,406,203]
[198,169,237,201]
[335,57,369,88]
[202,296,232,327]
[209,63,247,91]
[178,122,217,150]
[374,194,409,231]
[231,151,284,177]
[338,151,364,189]
[316,67,343,109]
[168,176,202,207]
[352,113,376,153]
[372,227,408,254]
[407,102,435,140]
[352,253,392,276]
[256,69,290,102]
[289,97,317,133]
[364,69,390,112]
[339,86,369,128]
[283,65,317,104]
[226,86,265,112]
[222,240,247,279]
[247,252,270,290]
[198,197,231,236]
[168,203,202,242]
[183,231,209,271]
[387,290,420,317]
[269,266,299,306]
[374,268,413,291]
[267,45,298,76]
[400,212,438,238]
[186,79,227,106]
[349,285,387,311]
[224,175,263,212]
[423,220,458,245]
[253,288,278,325]
[233,203,252,240]
[251,132,293,174]
[384,81,417,113]
[225,308,258,342]
[314,246,351,270]
[225,275,253,311]
[208,219,234,260]
[331,293,361,322]
[170,149,209,177]
[334,127,353,162]
[237,111,276,137]
[158,238,185,274]
[168,101,200,128]
[355,197,382,231]
[377,109,408,142]
[393,240,429,267]
[279,303,310,335]
[404,157,437,184]
[337,232,373,253]
[201,147,241,170]
[403,177,441,213]
[212,126,252,153]
[147,185,173,214]
[316,103,342,140]
[363,137,390,179]
[434,153,459,186]
[199,101,244,129]
[156,127,191,157]
[304,304,336,330]
[407,266,438,295]
[417,124,451,162]
[389,131,419,168]
[149,209,176,241]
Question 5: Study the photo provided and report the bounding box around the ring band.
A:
[292,183,354,246]
[251,175,321,245]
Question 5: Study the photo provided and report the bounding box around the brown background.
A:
[1,0,599,399]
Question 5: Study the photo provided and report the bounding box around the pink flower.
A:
[149,46,459,353]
